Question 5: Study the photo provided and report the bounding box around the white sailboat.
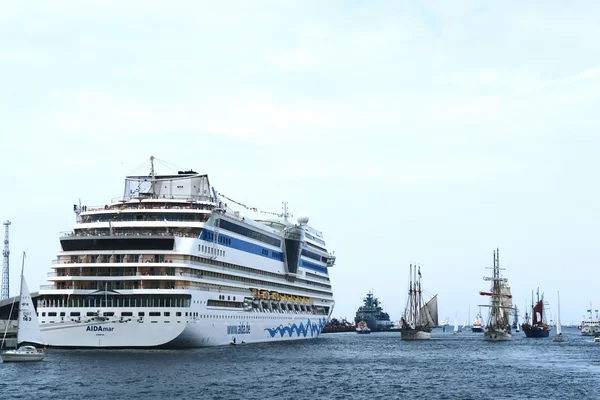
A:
[1,252,46,362]
[553,291,563,343]
[453,316,459,335]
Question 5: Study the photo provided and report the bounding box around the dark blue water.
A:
[1,327,599,399]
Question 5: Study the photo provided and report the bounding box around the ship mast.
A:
[409,264,413,325]
[150,156,156,198]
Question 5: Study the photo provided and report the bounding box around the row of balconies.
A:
[53,254,183,264]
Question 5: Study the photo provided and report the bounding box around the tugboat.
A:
[471,308,484,333]
[354,292,393,332]
[355,321,371,334]
[521,288,551,338]
[400,264,438,340]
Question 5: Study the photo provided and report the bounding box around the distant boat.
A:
[471,308,484,333]
[400,264,438,340]
[553,291,563,343]
[513,306,520,332]
[580,303,600,337]
[522,288,551,338]
[1,252,46,362]
[354,291,393,332]
[356,321,371,334]
[480,249,512,342]
[453,316,460,335]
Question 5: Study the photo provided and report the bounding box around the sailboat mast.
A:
[15,251,25,346]
[409,264,413,324]
[557,291,561,326]
[415,266,419,325]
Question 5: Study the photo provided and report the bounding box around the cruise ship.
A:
[36,157,336,347]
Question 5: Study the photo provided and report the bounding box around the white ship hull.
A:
[483,329,511,342]
[39,293,330,348]
[581,326,600,336]
[400,328,431,340]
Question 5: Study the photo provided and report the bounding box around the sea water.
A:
[0,327,598,399]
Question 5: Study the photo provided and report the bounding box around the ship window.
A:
[87,312,97,316]
[70,312,80,317]
[60,312,65,317]
[217,219,281,247]
[149,312,160,317]
[176,312,182,317]
[164,312,170,317]
[104,312,115,316]
[121,312,133,317]
[138,312,145,317]
[48,312,57,317]
[42,312,46,317]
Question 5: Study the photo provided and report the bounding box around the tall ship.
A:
[35,157,337,347]
[521,289,550,338]
[580,305,600,337]
[479,249,512,342]
[512,306,519,332]
[400,264,438,340]
[354,292,393,332]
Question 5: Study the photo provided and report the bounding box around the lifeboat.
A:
[259,290,269,300]
[269,291,279,300]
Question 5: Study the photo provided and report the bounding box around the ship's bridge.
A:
[122,171,213,202]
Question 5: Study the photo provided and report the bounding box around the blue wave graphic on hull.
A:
[264,318,328,338]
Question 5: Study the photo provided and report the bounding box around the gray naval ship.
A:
[354,292,394,332]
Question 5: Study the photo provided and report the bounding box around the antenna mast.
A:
[2,221,10,300]
[282,201,289,221]
[150,156,156,198]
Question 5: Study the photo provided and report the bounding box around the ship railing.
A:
[60,230,199,239]
[109,194,216,204]
[47,271,140,278]
[38,284,250,295]
[81,203,215,213]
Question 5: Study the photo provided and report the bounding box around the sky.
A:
[1,1,600,326]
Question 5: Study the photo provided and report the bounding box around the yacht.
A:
[35,157,336,347]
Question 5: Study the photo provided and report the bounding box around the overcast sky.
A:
[1,1,599,326]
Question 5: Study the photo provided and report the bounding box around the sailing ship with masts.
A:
[521,288,550,338]
[479,249,513,342]
[400,264,438,340]
[512,306,519,332]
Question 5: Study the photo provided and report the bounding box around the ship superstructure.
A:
[36,157,336,347]
[354,292,393,332]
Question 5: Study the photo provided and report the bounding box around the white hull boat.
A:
[1,252,46,362]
